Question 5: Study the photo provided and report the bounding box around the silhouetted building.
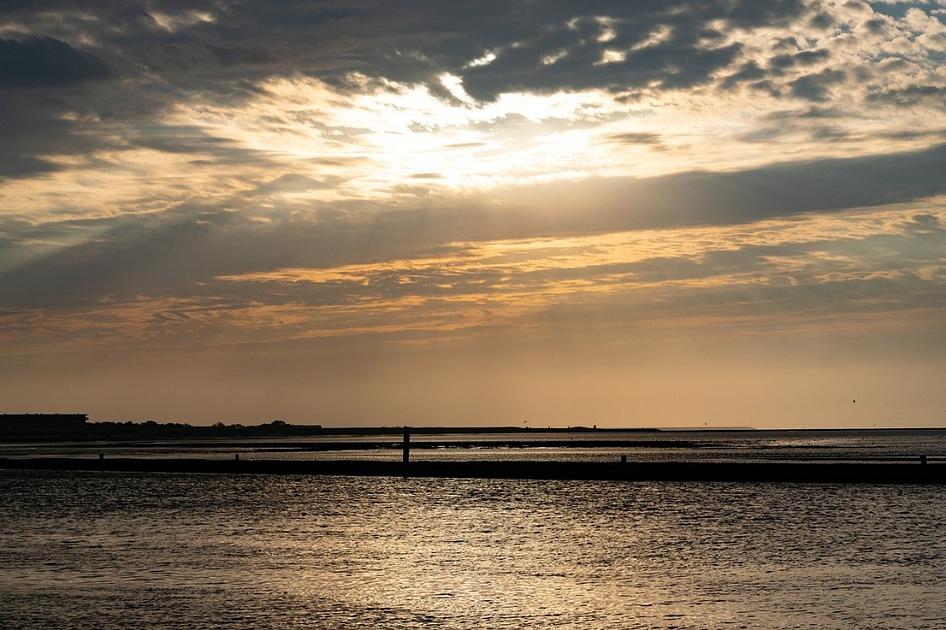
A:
[0,414,88,437]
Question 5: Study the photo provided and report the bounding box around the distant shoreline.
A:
[2,457,944,484]
[0,419,668,442]
[5,424,946,444]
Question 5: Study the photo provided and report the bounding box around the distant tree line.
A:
[0,417,323,441]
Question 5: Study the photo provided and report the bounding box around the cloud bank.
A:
[2,0,946,425]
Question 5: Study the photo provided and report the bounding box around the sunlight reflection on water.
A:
[2,471,945,628]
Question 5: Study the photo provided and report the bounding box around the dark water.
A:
[4,429,946,463]
[2,470,945,628]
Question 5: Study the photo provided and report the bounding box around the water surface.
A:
[4,429,946,464]
[2,470,944,628]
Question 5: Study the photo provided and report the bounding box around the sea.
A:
[2,428,946,463]
[1,429,945,628]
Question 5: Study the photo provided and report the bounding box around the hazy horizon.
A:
[3,1,946,427]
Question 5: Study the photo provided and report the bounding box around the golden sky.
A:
[2,1,946,426]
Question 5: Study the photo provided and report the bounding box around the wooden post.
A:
[403,427,410,465]
[621,455,627,464]
[235,453,240,462]
[98,453,104,461]
[921,455,927,465]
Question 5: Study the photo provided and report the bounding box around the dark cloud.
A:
[131,122,279,166]
[769,48,830,72]
[867,85,946,108]
[254,173,343,193]
[0,92,101,179]
[0,1,807,100]
[444,0,803,99]
[0,36,115,177]
[721,48,831,93]
[761,106,845,120]
[720,61,766,90]
[860,17,889,35]
[740,124,837,143]
[902,212,943,236]
[605,132,663,145]
[789,68,846,101]
[877,128,946,142]
[0,37,109,87]
[808,11,836,29]
[0,0,935,185]
[0,152,60,179]
[4,143,946,311]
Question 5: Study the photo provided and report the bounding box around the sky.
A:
[2,0,946,427]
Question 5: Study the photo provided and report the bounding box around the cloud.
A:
[0,37,109,87]
[768,48,831,72]
[2,2,946,424]
[507,143,946,233]
[4,142,946,315]
[605,131,663,145]
[0,1,801,100]
[254,173,342,194]
[1,0,944,189]
[719,61,767,90]
[867,84,946,107]
[789,68,847,102]
[5,193,946,364]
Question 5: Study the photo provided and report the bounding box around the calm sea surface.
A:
[2,469,945,628]
[4,429,946,463]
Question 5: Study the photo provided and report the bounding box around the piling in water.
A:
[403,427,410,465]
